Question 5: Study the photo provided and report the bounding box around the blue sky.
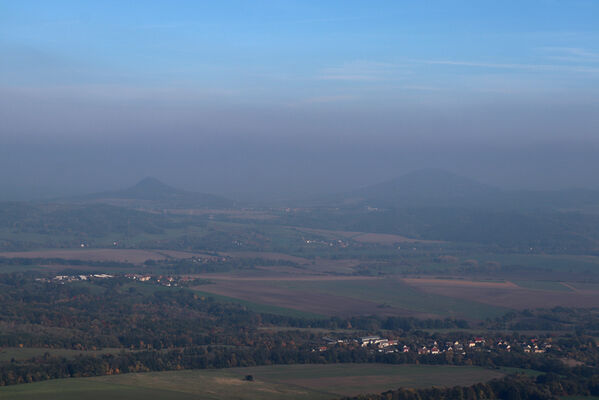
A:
[1,1,599,196]
[2,1,599,105]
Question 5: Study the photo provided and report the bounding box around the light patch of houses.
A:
[313,334,554,357]
[45,273,114,283]
[37,272,191,289]
[304,238,349,248]
[93,274,113,279]
[360,336,383,347]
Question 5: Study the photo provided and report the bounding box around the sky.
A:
[1,1,599,199]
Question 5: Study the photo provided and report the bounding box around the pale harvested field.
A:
[403,278,599,309]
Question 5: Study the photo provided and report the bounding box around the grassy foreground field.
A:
[0,364,507,400]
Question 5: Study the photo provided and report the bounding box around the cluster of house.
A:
[516,338,552,354]
[36,273,191,288]
[304,238,350,248]
[313,335,553,355]
[36,273,115,283]
[190,255,228,264]
[124,273,188,287]
[313,335,404,354]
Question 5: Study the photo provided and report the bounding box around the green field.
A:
[192,288,326,318]
[271,279,508,320]
[487,253,599,274]
[0,364,507,400]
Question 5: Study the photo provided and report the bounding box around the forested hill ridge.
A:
[63,177,235,209]
[341,169,501,208]
[324,169,599,212]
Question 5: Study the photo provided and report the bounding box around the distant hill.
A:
[68,177,235,209]
[328,169,599,211]
[337,169,501,208]
[287,169,599,252]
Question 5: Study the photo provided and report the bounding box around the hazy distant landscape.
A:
[3,1,599,399]
[2,170,599,398]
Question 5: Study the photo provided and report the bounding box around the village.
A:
[313,335,553,355]
[304,238,350,248]
[36,273,196,288]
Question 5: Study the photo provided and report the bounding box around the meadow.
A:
[0,364,507,400]
[195,275,509,320]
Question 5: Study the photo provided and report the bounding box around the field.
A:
[4,235,599,323]
[192,287,326,318]
[193,272,599,320]
[404,277,599,309]
[514,280,573,292]
[194,275,508,319]
[0,364,507,400]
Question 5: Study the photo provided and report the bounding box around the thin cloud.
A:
[284,16,368,25]
[421,60,599,74]
[400,85,443,92]
[302,94,358,104]
[317,61,404,81]
[540,47,599,63]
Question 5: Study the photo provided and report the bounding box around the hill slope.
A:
[71,177,235,209]
[330,169,599,212]
[340,169,501,208]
